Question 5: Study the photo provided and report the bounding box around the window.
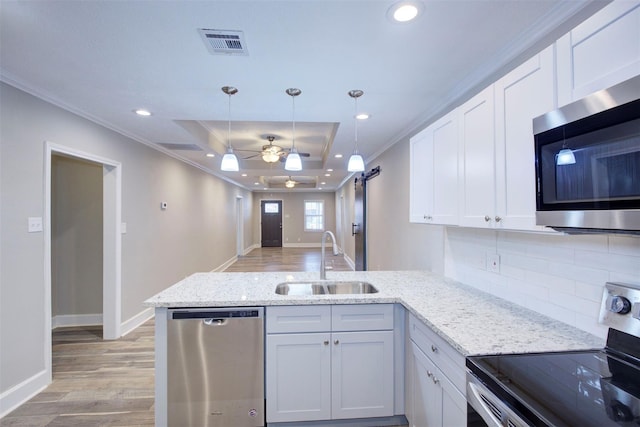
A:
[263,202,279,213]
[304,200,324,231]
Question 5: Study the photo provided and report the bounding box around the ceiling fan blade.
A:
[234,148,262,153]
[243,154,260,159]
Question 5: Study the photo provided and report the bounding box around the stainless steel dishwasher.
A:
[167,307,264,427]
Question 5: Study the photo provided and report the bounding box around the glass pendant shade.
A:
[556,148,576,165]
[221,148,239,171]
[347,153,365,172]
[285,179,295,188]
[285,148,302,171]
[262,152,280,163]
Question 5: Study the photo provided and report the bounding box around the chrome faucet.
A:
[320,230,338,280]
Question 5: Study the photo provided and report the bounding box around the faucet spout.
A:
[320,230,338,280]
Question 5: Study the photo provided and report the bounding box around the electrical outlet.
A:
[28,217,43,233]
[487,254,501,273]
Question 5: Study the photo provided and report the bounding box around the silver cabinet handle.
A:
[427,371,433,378]
[424,215,433,220]
[495,216,502,222]
[484,215,491,222]
[432,377,440,385]
[334,340,339,345]
[431,345,438,353]
[324,340,329,346]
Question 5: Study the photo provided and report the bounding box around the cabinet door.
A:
[430,112,459,225]
[409,112,459,225]
[557,1,640,105]
[441,375,467,427]
[331,331,394,419]
[411,342,441,427]
[494,45,555,231]
[409,129,432,223]
[458,85,496,228]
[266,333,331,422]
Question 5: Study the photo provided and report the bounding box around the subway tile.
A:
[575,281,606,303]
[608,235,640,256]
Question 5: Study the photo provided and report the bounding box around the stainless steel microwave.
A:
[533,75,640,235]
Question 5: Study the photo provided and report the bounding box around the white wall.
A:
[337,136,445,273]
[444,228,640,339]
[0,82,253,406]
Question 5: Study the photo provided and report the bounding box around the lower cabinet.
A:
[406,314,467,427]
[411,343,466,427]
[265,305,395,423]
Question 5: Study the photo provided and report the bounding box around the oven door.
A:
[466,371,532,427]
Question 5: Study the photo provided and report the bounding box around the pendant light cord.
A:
[227,93,232,150]
[354,96,359,153]
[291,94,296,150]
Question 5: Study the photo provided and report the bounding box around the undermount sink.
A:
[275,281,378,296]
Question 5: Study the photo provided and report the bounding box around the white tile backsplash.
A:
[444,228,640,339]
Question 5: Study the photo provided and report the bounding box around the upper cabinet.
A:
[409,0,639,232]
[409,111,458,225]
[494,46,555,231]
[557,1,640,106]
[457,85,496,228]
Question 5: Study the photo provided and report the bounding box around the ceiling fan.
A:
[238,135,310,163]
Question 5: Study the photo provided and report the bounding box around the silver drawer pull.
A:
[323,340,329,346]
[334,340,340,345]
[431,345,438,353]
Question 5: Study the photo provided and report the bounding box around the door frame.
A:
[44,141,122,381]
[236,195,244,256]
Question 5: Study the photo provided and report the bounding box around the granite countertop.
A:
[144,270,605,356]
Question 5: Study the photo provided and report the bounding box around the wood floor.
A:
[1,248,405,427]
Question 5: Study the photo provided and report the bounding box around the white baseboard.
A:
[344,254,356,270]
[121,307,154,337]
[0,369,49,419]
[52,313,102,329]
[282,243,322,248]
[244,244,259,255]
[212,255,238,272]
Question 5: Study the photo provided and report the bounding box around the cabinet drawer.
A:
[332,304,394,332]
[409,314,465,392]
[267,305,331,333]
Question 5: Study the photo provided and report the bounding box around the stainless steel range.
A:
[466,282,640,427]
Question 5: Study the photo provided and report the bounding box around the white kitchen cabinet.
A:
[494,45,556,231]
[406,314,466,427]
[457,85,496,228]
[557,0,640,106]
[266,305,395,423]
[409,111,459,225]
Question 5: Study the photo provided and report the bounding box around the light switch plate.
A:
[28,217,43,233]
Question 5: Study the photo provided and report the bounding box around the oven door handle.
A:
[467,371,530,427]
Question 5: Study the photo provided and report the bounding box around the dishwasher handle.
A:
[171,308,263,320]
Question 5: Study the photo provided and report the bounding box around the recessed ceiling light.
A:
[356,113,370,120]
[324,173,331,177]
[387,1,423,23]
[327,169,334,172]
[134,109,152,116]
[254,182,260,185]
[334,154,343,159]
[321,182,326,185]
[242,173,248,177]
[206,153,215,158]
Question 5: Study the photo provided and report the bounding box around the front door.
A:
[261,200,283,247]
[353,177,365,270]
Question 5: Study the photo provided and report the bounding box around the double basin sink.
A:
[275,281,378,296]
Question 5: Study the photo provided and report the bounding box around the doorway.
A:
[236,196,244,256]
[261,200,283,247]
[353,166,380,271]
[44,142,122,383]
[51,154,103,328]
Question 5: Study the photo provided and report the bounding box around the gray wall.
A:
[0,82,253,397]
[52,155,103,318]
[337,137,445,273]
[253,191,337,247]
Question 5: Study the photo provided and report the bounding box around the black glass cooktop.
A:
[468,345,640,427]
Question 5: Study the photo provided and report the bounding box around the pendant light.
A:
[555,128,576,166]
[347,89,365,172]
[220,86,239,172]
[285,177,296,188]
[285,88,303,171]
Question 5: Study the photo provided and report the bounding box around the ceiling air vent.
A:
[198,29,249,56]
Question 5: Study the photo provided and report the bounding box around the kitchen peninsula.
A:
[146,270,603,426]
